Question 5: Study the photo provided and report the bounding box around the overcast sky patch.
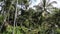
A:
[29,0,60,8]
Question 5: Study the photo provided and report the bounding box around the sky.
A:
[29,0,40,7]
[30,0,60,8]
[51,0,60,8]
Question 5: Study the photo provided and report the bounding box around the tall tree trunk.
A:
[13,0,18,34]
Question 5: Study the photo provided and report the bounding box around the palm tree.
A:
[34,0,57,34]
[34,0,57,17]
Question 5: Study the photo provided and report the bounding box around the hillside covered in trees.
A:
[0,0,60,34]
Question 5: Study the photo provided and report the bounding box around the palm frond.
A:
[42,0,46,7]
[46,0,50,6]
[47,1,57,7]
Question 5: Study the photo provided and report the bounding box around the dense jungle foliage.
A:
[0,0,60,34]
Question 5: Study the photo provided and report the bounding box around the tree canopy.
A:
[0,0,60,34]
